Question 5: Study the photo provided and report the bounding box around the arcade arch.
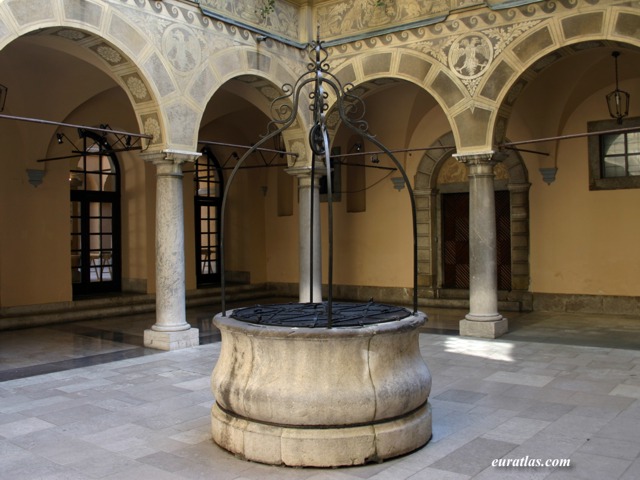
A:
[0,28,158,307]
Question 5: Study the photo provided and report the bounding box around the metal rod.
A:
[309,151,316,306]
[0,113,153,139]
[199,139,298,157]
[184,162,290,174]
[500,125,640,147]
[323,126,333,328]
[336,161,397,171]
[36,146,142,162]
[333,145,456,159]
[503,146,550,156]
[221,163,289,170]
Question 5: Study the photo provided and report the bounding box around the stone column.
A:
[286,166,322,303]
[143,149,200,350]
[455,151,508,338]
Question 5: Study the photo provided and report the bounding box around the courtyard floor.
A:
[1,301,639,479]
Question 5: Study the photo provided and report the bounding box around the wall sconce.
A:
[606,51,630,124]
[26,169,46,187]
[390,176,405,191]
[538,167,557,185]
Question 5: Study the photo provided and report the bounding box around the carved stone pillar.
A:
[286,166,323,303]
[455,151,508,338]
[143,149,200,350]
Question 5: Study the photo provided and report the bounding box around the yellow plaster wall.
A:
[0,122,71,306]
[528,86,640,297]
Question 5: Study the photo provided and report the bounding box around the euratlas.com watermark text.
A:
[492,456,571,468]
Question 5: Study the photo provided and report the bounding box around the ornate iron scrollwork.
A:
[220,29,418,326]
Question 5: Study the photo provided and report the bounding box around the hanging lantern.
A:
[606,51,630,124]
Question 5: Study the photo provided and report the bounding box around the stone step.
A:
[0,284,273,330]
[418,297,522,312]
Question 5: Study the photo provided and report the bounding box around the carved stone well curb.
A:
[211,310,432,467]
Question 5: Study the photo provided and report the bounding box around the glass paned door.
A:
[197,201,219,278]
[195,148,223,285]
[70,195,120,294]
[69,131,121,296]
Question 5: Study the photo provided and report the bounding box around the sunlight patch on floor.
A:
[444,336,515,362]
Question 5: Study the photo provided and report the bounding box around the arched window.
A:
[195,147,223,285]
[69,130,121,295]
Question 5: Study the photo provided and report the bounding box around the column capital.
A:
[286,166,325,187]
[453,150,499,165]
[141,149,201,166]
[285,165,325,177]
[142,149,201,177]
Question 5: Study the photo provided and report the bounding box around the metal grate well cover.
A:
[230,301,413,328]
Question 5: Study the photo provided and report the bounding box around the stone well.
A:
[210,302,432,467]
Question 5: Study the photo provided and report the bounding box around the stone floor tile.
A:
[558,451,631,480]
[36,403,113,426]
[620,458,640,480]
[539,413,611,441]
[566,390,635,410]
[595,415,640,443]
[501,384,576,404]
[406,468,471,479]
[484,371,554,387]
[169,426,212,445]
[138,450,197,473]
[547,377,618,395]
[65,450,141,478]
[444,378,514,395]
[482,417,551,444]
[1,454,70,480]
[475,392,538,412]
[616,400,640,419]
[100,463,184,480]
[310,468,390,480]
[433,389,487,404]
[609,384,640,399]
[472,464,552,480]
[429,438,518,476]
[54,377,115,393]
[9,427,109,465]
[499,433,583,471]
[0,411,26,425]
[568,405,625,421]
[0,416,55,438]
[517,402,575,421]
[577,436,640,461]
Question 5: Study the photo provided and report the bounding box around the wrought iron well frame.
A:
[219,31,418,327]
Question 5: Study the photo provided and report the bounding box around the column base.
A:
[459,318,508,339]
[144,327,199,350]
